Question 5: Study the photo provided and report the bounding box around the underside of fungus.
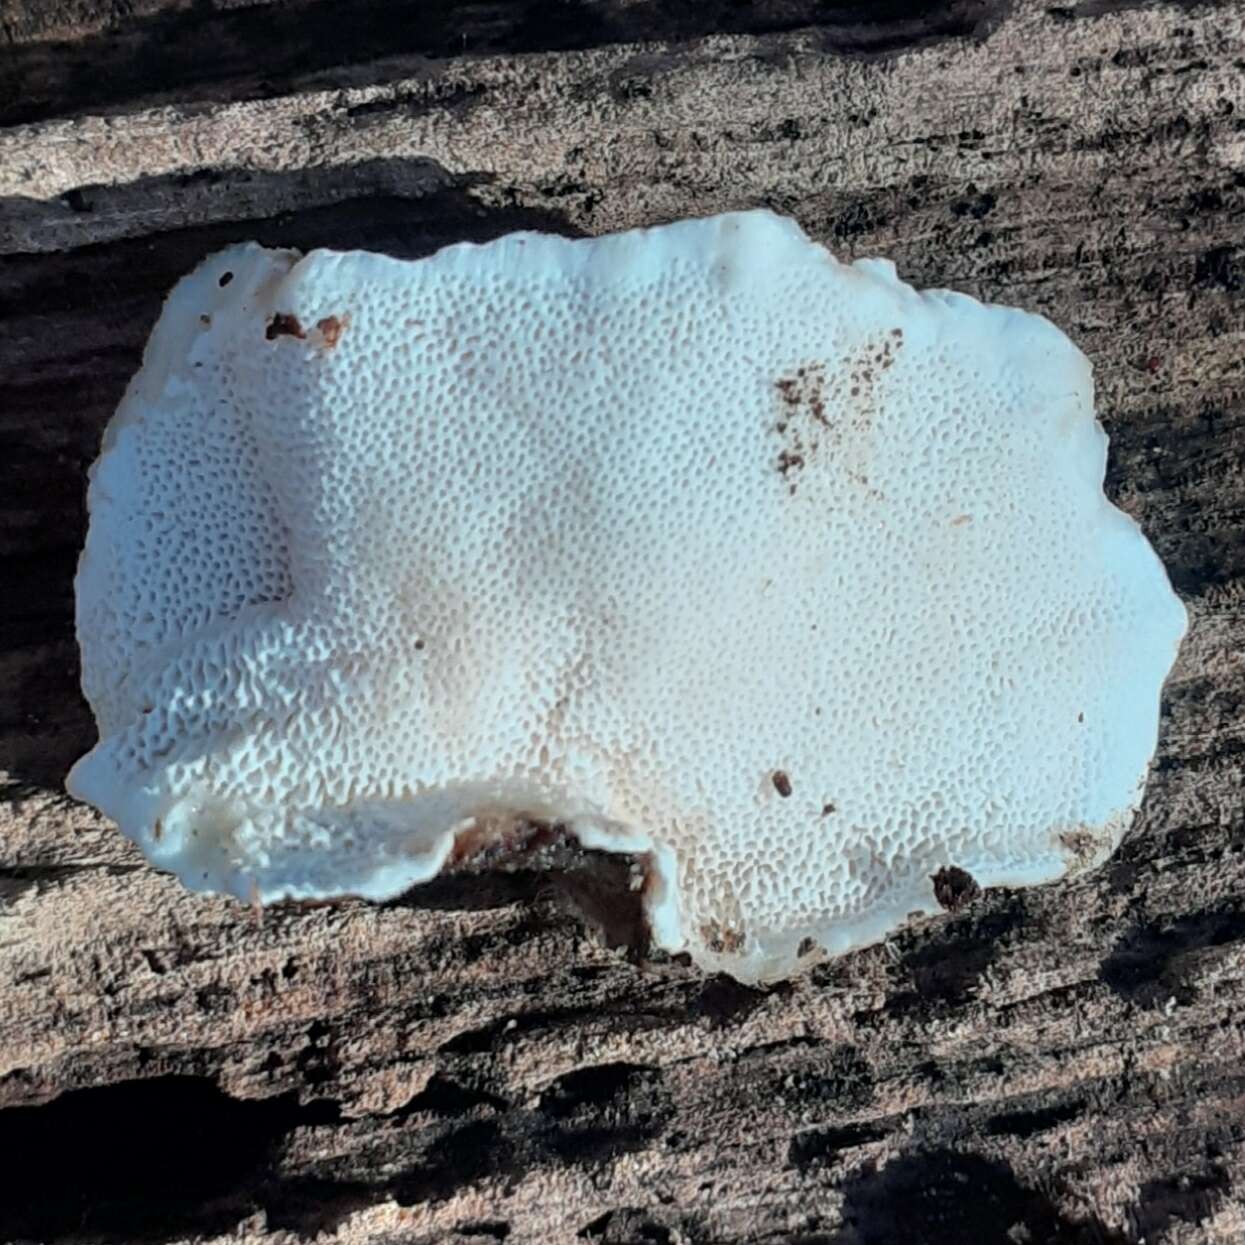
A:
[67,211,1187,983]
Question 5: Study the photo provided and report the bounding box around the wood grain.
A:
[2,1,1243,1241]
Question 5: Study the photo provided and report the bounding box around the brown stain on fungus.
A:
[446,817,571,871]
[932,865,981,913]
[317,313,350,348]
[266,312,305,341]
[771,362,827,494]
[776,450,804,483]
[1059,827,1108,873]
[701,922,746,955]
[772,770,793,798]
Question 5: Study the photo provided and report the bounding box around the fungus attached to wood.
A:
[66,212,1187,983]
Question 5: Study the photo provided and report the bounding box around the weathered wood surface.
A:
[2,1,1244,1241]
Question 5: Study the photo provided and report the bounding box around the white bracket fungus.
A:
[67,211,1187,983]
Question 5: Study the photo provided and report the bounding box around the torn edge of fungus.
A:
[266,312,306,341]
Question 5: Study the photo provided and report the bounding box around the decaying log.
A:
[2,1,1244,1241]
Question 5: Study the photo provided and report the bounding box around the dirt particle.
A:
[821,802,836,816]
[266,312,305,341]
[772,770,793,798]
[797,937,817,958]
[932,865,981,913]
[152,818,162,842]
[218,271,234,287]
[951,514,972,526]
[199,314,211,327]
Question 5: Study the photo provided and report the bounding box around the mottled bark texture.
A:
[2,1,1244,1242]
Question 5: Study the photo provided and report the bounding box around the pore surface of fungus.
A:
[68,212,1187,982]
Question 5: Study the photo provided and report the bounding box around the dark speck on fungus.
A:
[266,312,306,341]
[772,770,793,798]
[219,271,234,287]
[932,865,981,913]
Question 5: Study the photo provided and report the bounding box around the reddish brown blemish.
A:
[317,313,349,348]
[266,312,305,341]
[772,770,793,798]
[445,817,570,870]
[776,377,800,406]
[777,450,804,479]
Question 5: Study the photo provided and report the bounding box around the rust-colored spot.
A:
[266,312,305,341]
[219,271,234,287]
[772,770,793,798]
[931,865,981,913]
[317,313,349,348]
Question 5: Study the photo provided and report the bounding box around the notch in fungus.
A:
[266,312,305,340]
[66,210,1187,984]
